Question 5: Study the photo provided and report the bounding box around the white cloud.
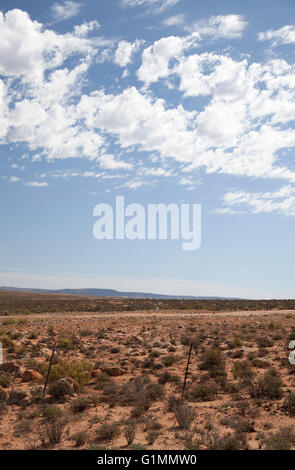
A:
[99,153,133,170]
[74,20,100,37]
[217,185,295,216]
[192,14,247,39]
[0,79,8,139]
[0,9,98,83]
[137,35,196,84]
[258,25,295,45]
[114,40,143,67]
[77,86,197,161]
[0,9,107,160]
[137,16,247,86]
[2,9,295,197]
[9,176,20,183]
[26,181,49,187]
[162,14,185,27]
[120,0,181,14]
[51,1,83,23]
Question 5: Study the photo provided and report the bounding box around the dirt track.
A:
[1,309,294,321]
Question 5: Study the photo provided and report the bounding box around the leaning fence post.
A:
[181,342,193,400]
[43,341,57,398]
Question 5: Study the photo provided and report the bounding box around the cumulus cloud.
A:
[192,14,247,39]
[2,8,295,201]
[114,40,143,67]
[77,86,197,161]
[137,16,247,86]
[0,9,106,160]
[74,20,100,37]
[51,0,83,23]
[258,25,295,45]
[0,9,97,82]
[137,35,196,84]
[99,153,133,170]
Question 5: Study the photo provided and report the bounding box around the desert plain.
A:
[1,291,295,450]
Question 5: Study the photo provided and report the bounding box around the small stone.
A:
[100,366,125,377]
[22,370,42,382]
[64,376,79,392]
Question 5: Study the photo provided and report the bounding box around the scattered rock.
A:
[64,376,79,392]
[21,370,42,382]
[100,365,125,377]
[7,389,28,406]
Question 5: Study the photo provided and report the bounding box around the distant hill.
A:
[0,286,241,300]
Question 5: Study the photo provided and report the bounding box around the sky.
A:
[1,0,295,298]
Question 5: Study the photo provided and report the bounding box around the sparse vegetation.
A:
[0,290,295,450]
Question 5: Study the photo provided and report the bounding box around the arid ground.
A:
[1,291,295,450]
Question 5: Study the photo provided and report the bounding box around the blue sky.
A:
[1,0,295,298]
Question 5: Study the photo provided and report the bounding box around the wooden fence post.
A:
[42,341,57,398]
[181,342,193,400]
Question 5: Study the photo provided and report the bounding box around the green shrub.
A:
[42,405,63,421]
[220,415,254,434]
[38,419,66,447]
[145,383,165,401]
[72,431,88,447]
[199,347,226,377]
[265,435,291,450]
[166,395,182,412]
[58,337,74,350]
[30,386,43,403]
[250,368,283,400]
[95,423,120,443]
[39,360,92,385]
[95,372,113,389]
[0,335,15,351]
[29,331,38,339]
[173,403,196,430]
[161,355,180,367]
[232,361,253,382]
[47,325,56,337]
[103,375,164,413]
[216,433,247,450]
[256,337,273,348]
[158,371,180,385]
[251,358,270,369]
[283,393,295,416]
[227,337,243,349]
[48,379,73,399]
[0,373,11,388]
[70,396,92,413]
[190,383,218,402]
[124,420,137,446]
